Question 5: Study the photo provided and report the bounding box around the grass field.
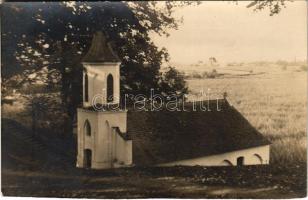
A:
[186,65,307,166]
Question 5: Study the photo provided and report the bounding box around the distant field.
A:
[186,67,307,166]
[178,61,306,74]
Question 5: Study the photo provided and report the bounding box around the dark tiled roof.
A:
[82,31,120,63]
[127,100,271,165]
[112,127,131,140]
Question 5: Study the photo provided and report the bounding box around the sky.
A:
[151,1,307,65]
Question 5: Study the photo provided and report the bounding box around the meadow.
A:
[186,63,307,166]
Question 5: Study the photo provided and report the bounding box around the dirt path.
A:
[2,167,305,198]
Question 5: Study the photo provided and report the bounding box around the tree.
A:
[159,67,188,99]
[209,57,218,67]
[2,2,200,134]
[1,1,288,135]
[246,0,288,16]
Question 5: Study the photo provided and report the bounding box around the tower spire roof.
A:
[82,31,120,63]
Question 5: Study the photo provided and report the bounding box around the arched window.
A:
[84,120,91,136]
[221,159,233,166]
[253,154,263,164]
[84,72,89,102]
[107,74,114,103]
[237,156,244,166]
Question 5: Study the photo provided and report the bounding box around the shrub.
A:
[25,94,72,137]
[206,69,219,79]
[192,72,202,79]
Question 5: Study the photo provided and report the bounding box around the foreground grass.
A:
[187,71,307,166]
[2,164,306,198]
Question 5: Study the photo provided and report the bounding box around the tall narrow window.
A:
[85,73,89,102]
[84,120,91,136]
[107,74,114,103]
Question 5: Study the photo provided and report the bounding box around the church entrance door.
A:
[84,149,92,168]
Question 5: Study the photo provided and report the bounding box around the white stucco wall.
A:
[83,62,120,107]
[113,130,133,165]
[94,110,128,169]
[159,145,270,167]
[77,108,132,169]
[76,109,98,168]
[77,61,133,170]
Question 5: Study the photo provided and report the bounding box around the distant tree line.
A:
[186,69,220,79]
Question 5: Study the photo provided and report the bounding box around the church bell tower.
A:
[82,31,121,107]
[76,31,132,169]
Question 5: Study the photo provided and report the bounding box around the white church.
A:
[76,32,271,169]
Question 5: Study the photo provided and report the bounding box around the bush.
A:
[159,67,188,99]
[206,69,219,79]
[192,72,202,79]
[26,94,72,137]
